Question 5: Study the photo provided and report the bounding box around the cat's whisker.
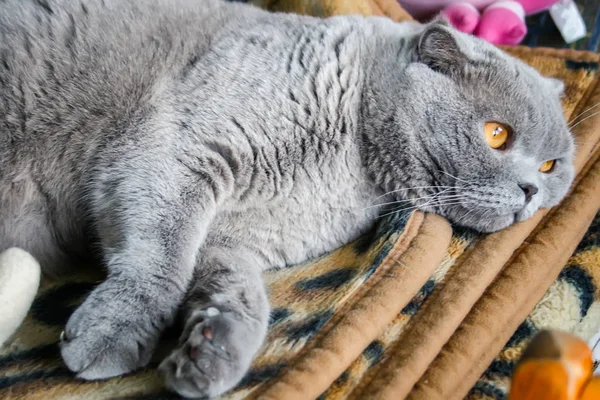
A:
[436,170,475,185]
[568,111,600,130]
[380,198,446,212]
[369,185,456,205]
[480,208,496,222]
[396,195,468,213]
[426,196,468,203]
[457,207,485,225]
[568,102,600,126]
[419,191,466,203]
[413,192,465,206]
[420,197,467,206]
[378,188,470,216]
[366,186,460,209]
[377,205,420,220]
[464,206,484,219]
[420,201,466,209]
[420,194,469,207]
[366,190,461,211]
[378,198,469,220]
[461,208,477,223]
[363,199,412,210]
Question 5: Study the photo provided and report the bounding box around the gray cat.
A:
[0,0,574,397]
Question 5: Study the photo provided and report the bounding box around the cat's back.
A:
[0,0,265,271]
[0,0,234,89]
[0,0,244,156]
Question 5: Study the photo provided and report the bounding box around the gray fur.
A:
[0,0,574,397]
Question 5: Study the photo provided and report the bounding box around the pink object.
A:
[476,1,528,45]
[444,3,480,33]
[399,0,559,45]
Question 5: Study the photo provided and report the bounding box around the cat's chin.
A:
[515,208,537,223]
[448,212,517,233]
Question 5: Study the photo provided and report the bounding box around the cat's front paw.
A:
[60,284,161,380]
[159,307,264,398]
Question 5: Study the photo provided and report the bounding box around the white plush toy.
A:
[0,248,41,346]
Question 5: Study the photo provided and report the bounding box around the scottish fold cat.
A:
[0,0,574,397]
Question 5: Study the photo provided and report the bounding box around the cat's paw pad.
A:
[60,290,158,380]
[159,308,259,399]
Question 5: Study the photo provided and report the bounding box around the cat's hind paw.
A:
[159,307,261,399]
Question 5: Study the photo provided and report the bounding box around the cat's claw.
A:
[159,308,259,399]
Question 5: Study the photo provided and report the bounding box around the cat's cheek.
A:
[480,216,515,233]
[539,186,567,209]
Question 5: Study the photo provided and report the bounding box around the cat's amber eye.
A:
[539,160,556,173]
[484,122,511,149]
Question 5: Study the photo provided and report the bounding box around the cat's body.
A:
[1,0,381,273]
[0,0,575,397]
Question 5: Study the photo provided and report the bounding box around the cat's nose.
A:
[519,183,539,203]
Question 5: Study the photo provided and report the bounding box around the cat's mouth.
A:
[418,181,543,232]
[384,185,541,233]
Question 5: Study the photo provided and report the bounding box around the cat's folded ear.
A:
[414,19,468,74]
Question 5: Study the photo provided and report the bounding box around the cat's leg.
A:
[60,153,233,380]
[159,247,269,398]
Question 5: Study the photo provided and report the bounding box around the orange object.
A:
[581,378,600,400]
[509,330,595,400]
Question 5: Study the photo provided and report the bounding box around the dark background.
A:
[524,0,599,51]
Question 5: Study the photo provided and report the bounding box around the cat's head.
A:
[362,20,575,233]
